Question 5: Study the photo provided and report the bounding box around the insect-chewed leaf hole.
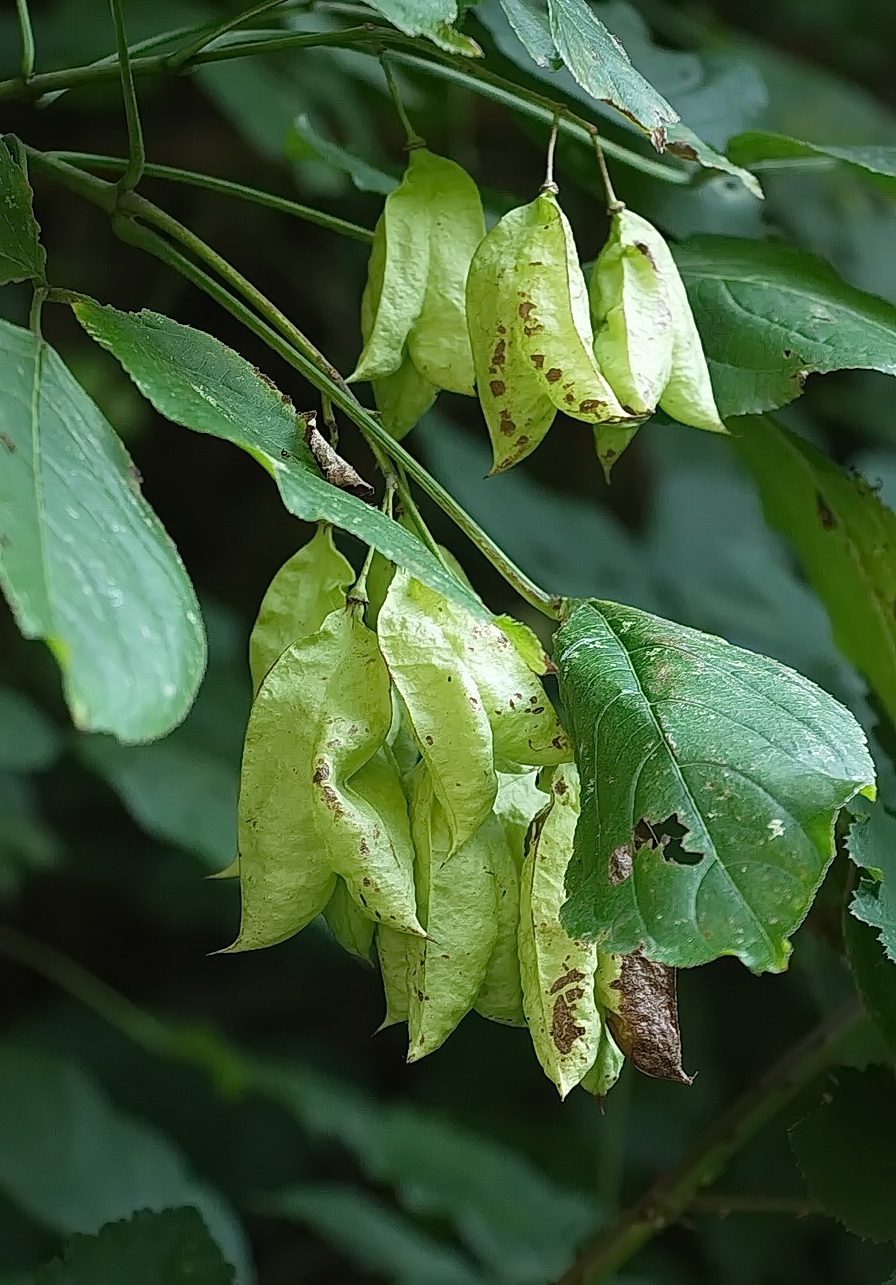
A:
[634,814,701,866]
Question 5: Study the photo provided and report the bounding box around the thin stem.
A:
[554,1000,864,1284]
[380,54,425,149]
[108,0,145,193]
[27,146,562,619]
[167,0,291,69]
[542,115,560,193]
[591,132,622,212]
[15,0,36,80]
[50,151,374,242]
[29,285,46,334]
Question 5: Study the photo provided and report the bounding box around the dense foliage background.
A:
[3,0,896,1281]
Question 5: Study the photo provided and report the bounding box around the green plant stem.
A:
[381,54,425,148]
[166,0,291,68]
[47,152,374,241]
[108,0,145,193]
[26,146,560,618]
[555,999,864,1284]
[15,0,36,80]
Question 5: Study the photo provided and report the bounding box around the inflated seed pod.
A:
[579,1020,625,1098]
[518,764,603,1098]
[467,191,639,475]
[324,878,375,962]
[405,765,500,1061]
[249,524,354,692]
[371,352,437,441]
[228,604,423,952]
[376,923,413,1029]
[351,149,485,398]
[377,569,497,851]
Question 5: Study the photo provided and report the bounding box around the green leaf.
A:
[78,735,237,871]
[71,302,485,619]
[0,1045,248,1279]
[673,237,896,417]
[847,806,896,963]
[496,0,558,67]
[791,1066,896,1243]
[286,115,398,194]
[23,1208,234,1285]
[731,415,896,726]
[0,318,206,742]
[728,131,896,181]
[260,1185,487,1285]
[555,599,875,971]
[0,689,60,773]
[844,903,896,1060]
[0,141,46,285]
[366,0,481,55]
[546,0,677,144]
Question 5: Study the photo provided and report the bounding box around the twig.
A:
[590,129,622,212]
[554,1000,864,1284]
[166,0,291,69]
[542,116,560,193]
[380,54,425,149]
[108,0,145,194]
[15,0,36,80]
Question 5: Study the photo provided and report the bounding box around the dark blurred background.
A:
[2,1,896,1281]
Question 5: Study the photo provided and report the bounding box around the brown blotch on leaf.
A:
[499,409,517,437]
[546,368,562,384]
[609,844,632,885]
[489,379,506,397]
[0,433,16,454]
[530,354,545,370]
[490,339,506,372]
[524,322,544,337]
[497,323,507,335]
[578,399,606,415]
[816,492,837,529]
[607,950,693,1084]
[551,990,586,1055]
[518,300,535,320]
[554,777,568,794]
[549,967,585,995]
[305,419,374,498]
[311,761,330,785]
[633,240,657,269]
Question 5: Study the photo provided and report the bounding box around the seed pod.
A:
[371,352,437,441]
[590,207,674,418]
[467,191,638,475]
[599,947,692,1084]
[249,524,354,692]
[518,764,602,1098]
[475,771,548,1027]
[351,150,484,397]
[376,924,412,1029]
[377,569,496,851]
[229,605,423,952]
[592,207,724,435]
[579,1020,625,1098]
[324,877,375,962]
[406,766,500,1061]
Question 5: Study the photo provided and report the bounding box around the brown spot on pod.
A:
[489,379,506,396]
[530,354,545,370]
[546,369,562,384]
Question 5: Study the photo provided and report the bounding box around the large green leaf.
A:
[23,1209,234,1285]
[555,599,875,971]
[847,805,896,964]
[790,1066,896,1243]
[674,237,896,417]
[286,115,398,195]
[0,319,206,742]
[365,0,481,55]
[0,141,45,285]
[72,303,484,619]
[728,131,896,181]
[0,1045,248,1279]
[731,415,896,725]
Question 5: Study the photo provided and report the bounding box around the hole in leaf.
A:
[633,814,702,866]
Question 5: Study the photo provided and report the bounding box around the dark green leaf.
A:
[79,735,236,871]
[260,1185,487,1285]
[24,1208,234,1285]
[496,0,558,67]
[731,415,896,725]
[0,1045,248,1279]
[546,0,677,144]
[847,806,896,963]
[674,237,896,417]
[286,116,398,195]
[0,142,45,285]
[728,132,896,181]
[844,902,896,1059]
[791,1066,896,1243]
[72,303,485,619]
[0,319,206,742]
[555,599,875,971]
[365,0,481,55]
[0,689,60,773]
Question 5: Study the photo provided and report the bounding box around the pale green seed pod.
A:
[475,771,548,1027]
[579,1021,625,1098]
[324,878,375,962]
[406,766,499,1061]
[377,570,497,851]
[376,924,413,1030]
[590,207,674,418]
[228,605,423,952]
[248,524,354,693]
[518,764,603,1098]
[351,149,485,399]
[467,191,638,475]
